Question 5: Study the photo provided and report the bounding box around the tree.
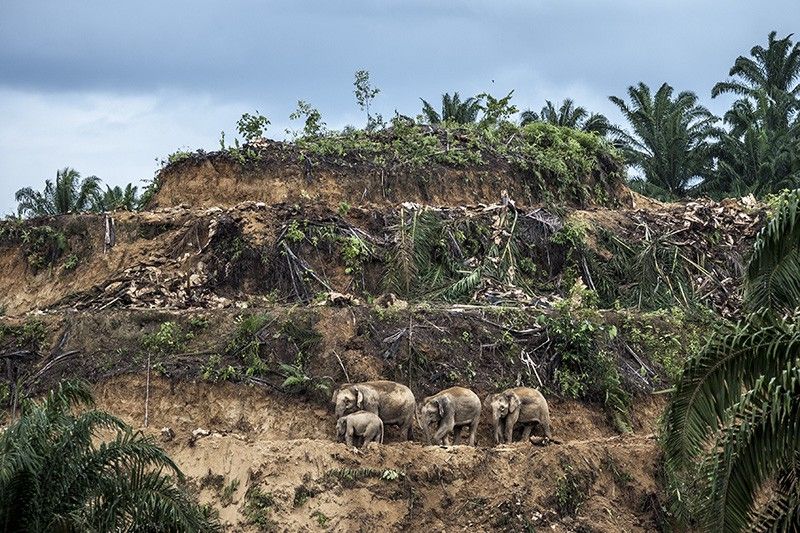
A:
[520,98,611,136]
[0,380,219,532]
[95,184,140,212]
[15,167,102,218]
[609,82,718,197]
[712,31,800,131]
[709,32,800,196]
[353,70,381,130]
[663,189,800,531]
[419,92,482,125]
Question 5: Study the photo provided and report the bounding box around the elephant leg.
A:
[401,414,414,441]
[494,420,505,444]
[521,424,533,441]
[434,423,451,445]
[468,418,480,446]
[452,425,462,445]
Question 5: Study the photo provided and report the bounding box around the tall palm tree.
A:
[712,31,800,130]
[15,167,102,218]
[663,189,800,531]
[609,82,718,197]
[709,32,800,197]
[419,92,482,124]
[704,93,800,196]
[520,98,612,136]
[95,183,140,212]
[0,380,219,532]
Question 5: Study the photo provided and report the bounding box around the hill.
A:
[0,125,764,531]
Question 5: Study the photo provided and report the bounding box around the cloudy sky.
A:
[0,1,797,213]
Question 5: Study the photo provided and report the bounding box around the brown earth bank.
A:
[146,129,629,211]
[93,375,667,532]
[0,196,762,317]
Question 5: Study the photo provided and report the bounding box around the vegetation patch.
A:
[243,485,278,532]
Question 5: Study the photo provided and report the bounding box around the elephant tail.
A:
[379,420,384,444]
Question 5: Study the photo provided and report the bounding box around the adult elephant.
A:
[331,381,416,440]
[485,387,552,444]
[417,386,481,446]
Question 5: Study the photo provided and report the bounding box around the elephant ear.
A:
[437,396,451,418]
[356,388,365,410]
[507,392,521,414]
[331,388,340,404]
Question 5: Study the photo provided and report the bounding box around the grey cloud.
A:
[0,1,798,212]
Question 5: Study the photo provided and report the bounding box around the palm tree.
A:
[15,167,102,218]
[709,33,800,197]
[520,98,612,136]
[95,183,140,212]
[712,31,800,130]
[419,92,482,124]
[703,93,800,196]
[0,380,219,532]
[609,82,718,197]
[663,189,800,531]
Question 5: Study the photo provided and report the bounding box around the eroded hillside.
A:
[0,126,765,531]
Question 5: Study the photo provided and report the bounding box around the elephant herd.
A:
[331,380,552,448]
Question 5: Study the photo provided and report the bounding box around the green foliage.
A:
[745,188,800,316]
[621,309,704,382]
[220,478,240,507]
[243,485,278,532]
[420,92,482,124]
[353,69,381,129]
[138,174,162,209]
[142,321,190,356]
[279,362,330,397]
[200,354,238,382]
[663,187,800,531]
[542,299,631,430]
[0,220,69,272]
[312,510,329,527]
[237,111,270,142]
[289,100,325,137]
[477,90,518,128]
[95,183,140,211]
[555,463,592,517]
[62,253,78,271]
[707,32,800,197]
[610,82,718,197]
[521,98,612,137]
[0,380,218,531]
[595,228,697,311]
[227,313,272,377]
[163,148,194,166]
[15,167,102,218]
[290,120,622,206]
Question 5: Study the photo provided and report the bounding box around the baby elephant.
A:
[336,411,384,448]
[417,386,482,446]
[486,387,552,444]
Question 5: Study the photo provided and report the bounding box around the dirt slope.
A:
[94,375,665,532]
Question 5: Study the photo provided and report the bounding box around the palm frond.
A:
[745,189,800,315]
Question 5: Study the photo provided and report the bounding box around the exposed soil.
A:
[0,152,756,531]
[95,375,665,532]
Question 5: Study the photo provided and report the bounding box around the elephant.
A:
[417,386,482,446]
[331,380,416,440]
[485,387,552,444]
[336,410,384,447]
